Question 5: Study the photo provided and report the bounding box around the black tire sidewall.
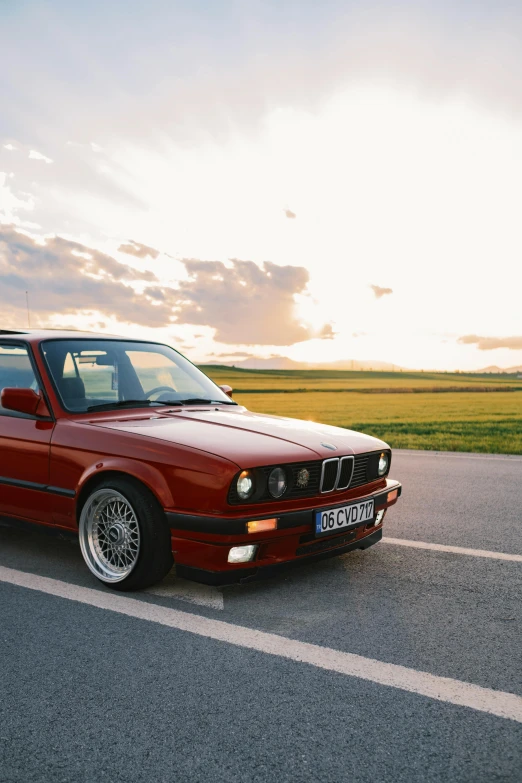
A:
[81,477,173,591]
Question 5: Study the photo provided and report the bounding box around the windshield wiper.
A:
[86,397,236,412]
[173,398,237,406]
[86,400,164,412]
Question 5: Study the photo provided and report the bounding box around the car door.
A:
[0,341,54,523]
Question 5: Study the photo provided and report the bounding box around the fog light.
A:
[247,518,278,534]
[228,545,257,563]
[375,509,386,526]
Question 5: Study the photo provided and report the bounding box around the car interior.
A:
[0,348,39,412]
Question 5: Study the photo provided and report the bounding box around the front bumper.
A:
[166,479,401,586]
[176,528,383,585]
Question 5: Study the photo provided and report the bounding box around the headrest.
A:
[60,377,86,400]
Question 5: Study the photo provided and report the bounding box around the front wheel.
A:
[78,478,173,591]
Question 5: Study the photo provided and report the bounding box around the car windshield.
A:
[41,339,236,413]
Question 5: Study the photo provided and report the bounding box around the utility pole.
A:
[25,291,31,327]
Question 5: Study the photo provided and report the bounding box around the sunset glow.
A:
[1,1,521,371]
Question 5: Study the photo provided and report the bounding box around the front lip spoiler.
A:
[166,482,401,536]
[175,528,383,586]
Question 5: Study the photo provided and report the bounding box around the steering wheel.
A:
[145,386,178,400]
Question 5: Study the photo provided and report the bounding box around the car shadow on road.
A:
[0,519,382,614]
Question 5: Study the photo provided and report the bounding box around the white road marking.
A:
[1,565,521,724]
[382,537,522,562]
[146,571,224,610]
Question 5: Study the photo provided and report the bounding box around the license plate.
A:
[315,499,375,536]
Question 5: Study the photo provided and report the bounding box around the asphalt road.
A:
[1,450,521,782]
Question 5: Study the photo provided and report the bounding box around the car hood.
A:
[90,407,388,468]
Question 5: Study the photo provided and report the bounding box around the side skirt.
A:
[0,515,78,541]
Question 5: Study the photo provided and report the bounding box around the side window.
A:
[0,344,39,415]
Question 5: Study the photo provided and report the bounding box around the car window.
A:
[0,344,39,415]
[125,350,205,397]
[61,349,119,402]
[41,339,232,412]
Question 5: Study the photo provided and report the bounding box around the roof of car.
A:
[0,329,141,343]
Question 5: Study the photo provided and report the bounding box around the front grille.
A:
[320,459,339,492]
[351,454,370,488]
[228,450,389,504]
[337,456,354,490]
[278,461,321,498]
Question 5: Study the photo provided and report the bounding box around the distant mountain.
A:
[474,365,522,374]
[474,365,505,374]
[206,356,405,371]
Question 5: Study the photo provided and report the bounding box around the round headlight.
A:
[268,467,287,498]
[378,452,389,476]
[237,470,255,500]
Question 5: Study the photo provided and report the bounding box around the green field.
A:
[201,366,522,454]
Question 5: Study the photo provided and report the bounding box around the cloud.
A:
[319,324,335,339]
[458,335,522,351]
[284,209,296,219]
[370,284,393,299]
[28,149,53,164]
[0,228,326,346]
[0,138,148,240]
[0,172,37,226]
[175,258,329,345]
[118,240,160,259]
[0,226,172,328]
[5,0,521,155]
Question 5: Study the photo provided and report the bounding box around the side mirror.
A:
[219,385,233,399]
[1,388,51,418]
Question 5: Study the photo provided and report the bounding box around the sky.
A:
[1,0,522,371]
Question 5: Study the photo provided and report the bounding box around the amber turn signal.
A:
[387,489,398,503]
[247,518,278,534]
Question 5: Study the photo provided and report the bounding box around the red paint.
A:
[1,387,51,418]
[0,330,402,580]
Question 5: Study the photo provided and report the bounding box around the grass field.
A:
[202,366,522,454]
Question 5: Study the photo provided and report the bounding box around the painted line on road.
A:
[1,565,521,724]
[382,538,522,562]
[146,571,224,610]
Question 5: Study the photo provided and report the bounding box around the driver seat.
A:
[59,377,87,404]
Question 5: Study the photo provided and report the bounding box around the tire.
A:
[78,477,173,591]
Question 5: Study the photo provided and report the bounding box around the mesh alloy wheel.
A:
[79,489,141,583]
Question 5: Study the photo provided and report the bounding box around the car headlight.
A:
[237,470,255,500]
[378,452,389,476]
[268,466,287,498]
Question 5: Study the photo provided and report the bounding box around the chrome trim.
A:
[336,455,355,490]
[320,457,340,493]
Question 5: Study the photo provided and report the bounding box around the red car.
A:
[0,330,401,590]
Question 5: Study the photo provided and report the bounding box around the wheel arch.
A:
[75,459,175,524]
